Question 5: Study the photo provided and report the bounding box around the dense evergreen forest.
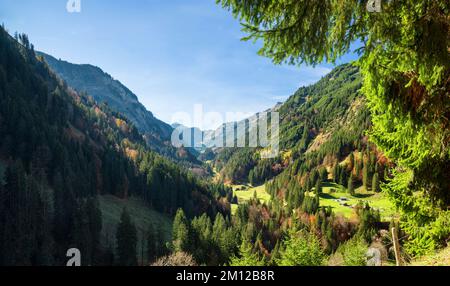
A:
[0,0,448,267]
[186,63,389,266]
[214,0,450,261]
[164,0,450,266]
[0,26,231,266]
[0,24,386,266]
[214,65,372,185]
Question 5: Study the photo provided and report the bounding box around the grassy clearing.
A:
[319,182,397,221]
[230,184,271,214]
[98,195,172,263]
[228,182,396,221]
[234,185,271,204]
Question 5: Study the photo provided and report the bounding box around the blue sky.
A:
[1,0,358,129]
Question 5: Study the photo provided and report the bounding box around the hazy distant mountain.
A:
[201,104,282,151]
[38,52,172,142]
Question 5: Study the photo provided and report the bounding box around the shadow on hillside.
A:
[319,193,336,200]
[352,193,374,199]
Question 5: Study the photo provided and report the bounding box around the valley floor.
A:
[229,182,397,221]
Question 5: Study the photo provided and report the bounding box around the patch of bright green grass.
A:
[319,182,397,221]
[231,204,238,215]
[234,185,271,204]
[231,184,271,215]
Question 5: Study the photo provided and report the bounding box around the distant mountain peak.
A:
[38,51,173,143]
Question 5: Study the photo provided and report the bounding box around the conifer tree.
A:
[348,153,355,173]
[333,164,340,184]
[85,198,102,263]
[339,169,347,187]
[116,208,137,266]
[217,0,450,253]
[230,239,265,266]
[269,241,281,266]
[372,173,380,193]
[362,163,370,191]
[348,175,355,196]
[315,180,322,194]
[277,229,326,266]
[172,208,190,253]
[156,224,168,258]
[146,223,157,263]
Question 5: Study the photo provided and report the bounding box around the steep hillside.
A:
[174,64,393,265]
[211,64,373,184]
[98,195,173,265]
[207,64,395,222]
[37,52,190,161]
[0,28,231,265]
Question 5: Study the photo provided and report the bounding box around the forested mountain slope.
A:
[167,64,392,266]
[38,52,200,163]
[0,27,231,265]
[160,64,400,267]
[213,64,376,187]
[39,52,171,139]
[216,0,450,259]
